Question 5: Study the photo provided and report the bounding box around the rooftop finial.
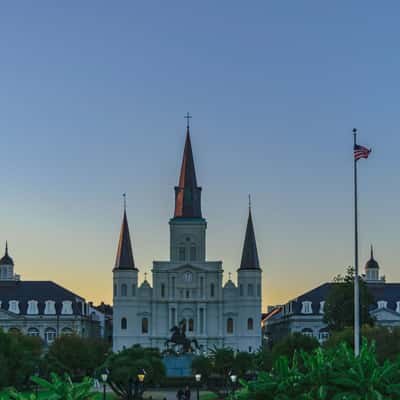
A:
[248,194,252,211]
[5,241,8,256]
[123,193,126,212]
[144,272,148,281]
[184,112,192,129]
[228,272,232,281]
[370,244,374,259]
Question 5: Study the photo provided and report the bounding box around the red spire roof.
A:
[174,127,202,218]
[114,210,136,270]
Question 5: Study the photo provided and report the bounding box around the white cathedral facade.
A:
[113,125,262,353]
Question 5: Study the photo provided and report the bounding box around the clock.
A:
[183,271,193,283]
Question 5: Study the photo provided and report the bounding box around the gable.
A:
[371,307,400,321]
[0,308,24,321]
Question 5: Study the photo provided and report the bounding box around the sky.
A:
[1,1,400,310]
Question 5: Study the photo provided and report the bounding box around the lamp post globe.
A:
[195,373,201,400]
[100,373,108,400]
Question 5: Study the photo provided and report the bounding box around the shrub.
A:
[0,329,42,390]
[233,340,400,400]
[100,345,165,399]
[44,335,110,380]
[271,332,319,362]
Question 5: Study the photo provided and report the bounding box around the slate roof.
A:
[174,127,203,218]
[239,209,260,270]
[286,282,400,315]
[0,280,85,315]
[114,210,136,270]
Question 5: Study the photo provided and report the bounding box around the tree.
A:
[271,333,319,362]
[44,334,110,380]
[100,345,165,399]
[324,325,400,363]
[233,352,255,377]
[0,329,42,390]
[323,266,375,331]
[191,355,213,380]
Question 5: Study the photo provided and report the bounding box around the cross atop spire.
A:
[174,120,203,218]
[184,112,192,129]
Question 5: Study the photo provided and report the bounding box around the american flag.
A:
[354,144,371,161]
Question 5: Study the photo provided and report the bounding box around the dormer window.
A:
[301,301,312,314]
[44,300,56,315]
[9,300,20,314]
[61,300,73,315]
[377,300,387,309]
[319,301,325,314]
[27,300,39,315]
[396,301,400,314]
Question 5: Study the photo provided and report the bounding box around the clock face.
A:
[183,271,193,283]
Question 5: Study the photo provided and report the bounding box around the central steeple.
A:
[174,125,202,218]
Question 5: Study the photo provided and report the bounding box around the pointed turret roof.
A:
[239,206,260,270]
[114,210,136,270]
[174,127,202,218]
[0,241,14,266]
[365,244,379,270]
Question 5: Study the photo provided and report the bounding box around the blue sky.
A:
[1,1,399,307]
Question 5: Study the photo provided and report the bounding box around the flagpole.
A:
[353,128,360,356]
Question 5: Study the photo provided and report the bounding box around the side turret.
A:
[237,199,262,352]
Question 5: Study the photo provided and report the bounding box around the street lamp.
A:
[230,374,237,395]
[195,373,202,400]
[100,372,108,400]
[136,370,145,400]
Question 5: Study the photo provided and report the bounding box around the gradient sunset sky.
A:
[1,2,400,310]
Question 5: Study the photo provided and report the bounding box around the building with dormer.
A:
[0,243,105,344]
[263,247,400,345]
[113,125,263,353]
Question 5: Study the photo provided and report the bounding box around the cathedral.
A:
[112,124,262,353]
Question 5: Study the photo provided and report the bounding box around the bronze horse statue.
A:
[164,323,199,353]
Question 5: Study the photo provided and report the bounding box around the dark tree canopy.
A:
[323,266,375,332]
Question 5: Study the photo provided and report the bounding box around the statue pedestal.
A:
[163,354,195,377]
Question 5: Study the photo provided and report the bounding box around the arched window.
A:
[257,284,261,297]
[200,277,204,298]
[132,284,136,296]
[8,327,21,334]
[45,327,57,344]
[27,327,40,337]
[247,284,254,296]
[61,327,73,335]
[301,328,314,337]
[227,318,234,334]
[318,328,329,342]
[142,318,149,334]
[210,283,215,297]
[161,284,165,298]
[121,317,127,330]
[240,284,243,297]
[121,284,127,297]
[114,284,117,297]
[247,318,254,330]
[188,318,194,332]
